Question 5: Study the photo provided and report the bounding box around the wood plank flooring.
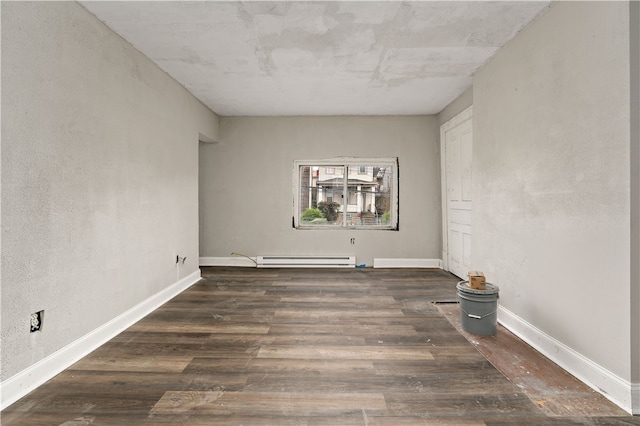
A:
[2,267,638,425]
[437,303,633,419]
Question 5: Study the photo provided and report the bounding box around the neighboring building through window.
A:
[294,158,399,229]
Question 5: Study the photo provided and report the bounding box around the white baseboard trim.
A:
[373,258,442,268]
[498,305,635,414]
[200,256,257,267]
[0,270,201,411]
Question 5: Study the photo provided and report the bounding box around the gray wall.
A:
[1,2,219,380]
[199,116,441,266]
[473,1,631,381]
[437,87,473,126]
[631,0,640,392]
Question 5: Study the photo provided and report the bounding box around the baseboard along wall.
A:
[0,270,202,411]
[498,305,638,415]
[201,257,443,269]
[199,256,257,267]
[373,258,442,268]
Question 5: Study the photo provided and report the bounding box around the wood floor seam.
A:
[1,267,636,425]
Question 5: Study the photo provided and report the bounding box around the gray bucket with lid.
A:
[456,281,500,336]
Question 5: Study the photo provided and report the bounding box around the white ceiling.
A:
[80,1,551,116]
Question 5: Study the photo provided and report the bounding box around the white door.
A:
[441,108,473,279]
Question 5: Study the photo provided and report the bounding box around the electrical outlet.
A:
[350,237,356,245]
[30,310,43,333]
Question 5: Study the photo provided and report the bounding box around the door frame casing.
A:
[440,106,473,273]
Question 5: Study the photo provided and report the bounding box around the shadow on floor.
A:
[437,302,631,418]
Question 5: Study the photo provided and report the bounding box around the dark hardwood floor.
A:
[2,267,638,425]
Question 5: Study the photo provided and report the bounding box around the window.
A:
[294,157,399,229]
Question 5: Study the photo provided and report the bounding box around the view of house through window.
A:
[294,158,398,229]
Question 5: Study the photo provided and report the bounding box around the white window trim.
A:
[293,157,399,230]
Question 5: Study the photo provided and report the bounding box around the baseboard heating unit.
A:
[256,255,356,268]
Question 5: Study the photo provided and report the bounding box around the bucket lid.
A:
[456,280,499,295]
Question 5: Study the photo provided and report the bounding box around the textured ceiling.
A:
[80,1,551,116]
